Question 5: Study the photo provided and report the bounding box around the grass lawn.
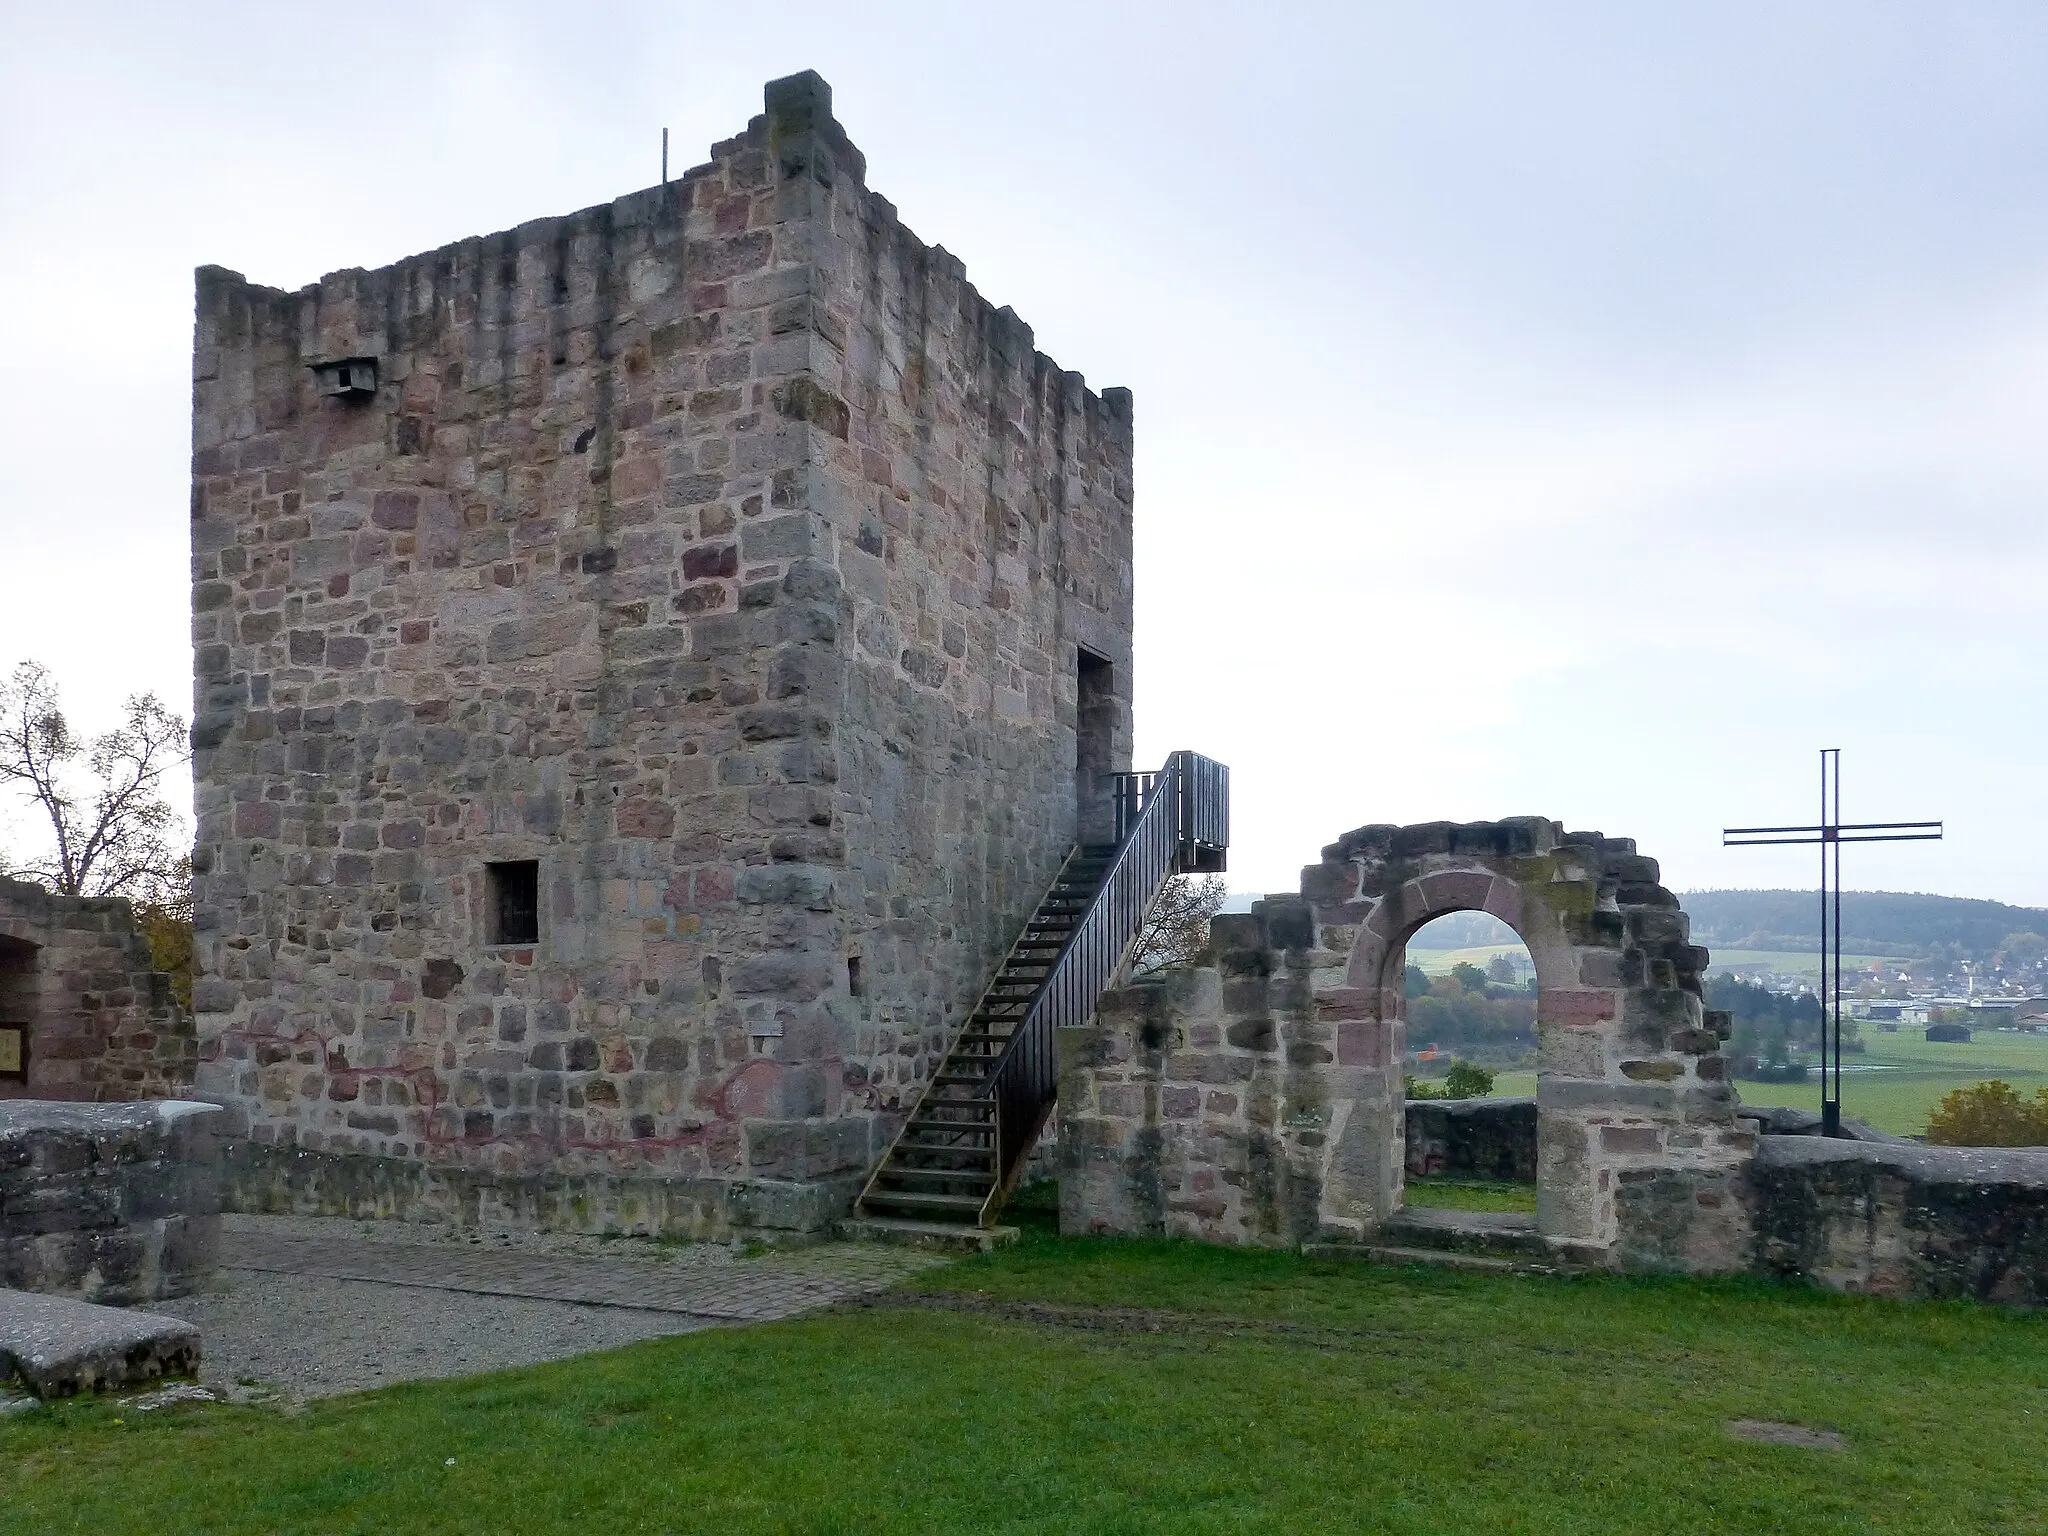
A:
[1731,1029,2048,1137]
[1401,1175,1538,1212]
[1408,943,1533,977]
[1706,950,1900,979]
[1414,1033,2048,1138]
[6,1228,2047,1534]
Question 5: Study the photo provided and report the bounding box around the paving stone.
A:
[0,1287,199,1398]
[220,1223,942,1321]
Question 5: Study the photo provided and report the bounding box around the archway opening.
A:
[1398,910,1538,1215]
[0,935,38,1087]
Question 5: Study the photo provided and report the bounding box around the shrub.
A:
[1441,1061,1495,1099]
[1925,1080,2048,1147]
[136,903,194,1012]
[1406,1060,1496,1101]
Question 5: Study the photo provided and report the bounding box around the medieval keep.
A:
[187,71,1227,1237]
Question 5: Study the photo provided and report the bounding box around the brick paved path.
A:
[222,1227,944,1322]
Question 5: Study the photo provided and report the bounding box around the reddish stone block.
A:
[1481,876,1524,928]
[236,801,282,839]
[1600,1126,1661,1154]
[1417,870,1494,917]
[372,491,420,530]
[1336,1019,1386,1066]
[1543,990,1616,1026]
[1315,987,1373,1020]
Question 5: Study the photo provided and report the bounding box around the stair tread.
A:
[876,1168,996,1187]
[862,1190,988,1212]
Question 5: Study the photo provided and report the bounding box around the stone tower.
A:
[188,72,1135,1234]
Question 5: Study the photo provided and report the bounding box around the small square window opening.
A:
[487,861,540,946]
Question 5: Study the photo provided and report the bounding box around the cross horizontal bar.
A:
[1723,821,1943,836]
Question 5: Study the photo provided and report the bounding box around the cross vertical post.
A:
[1724,750,1940,1137]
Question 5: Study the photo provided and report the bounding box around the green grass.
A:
[1411,947,1906,982]
[1401,1175,1538,1212]
[1408,943,1530,976]
[1706,950,1900,979]
[1731,1029,2048,1137]
[1416,1031,2048,1137]
[1409,1071,1537,1099]
[7,1234,2047,1533]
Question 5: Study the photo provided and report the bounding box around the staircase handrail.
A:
[980,749,1225,1199]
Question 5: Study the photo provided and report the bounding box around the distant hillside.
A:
[1677,890,2048,961]
[1408,911,1520,949]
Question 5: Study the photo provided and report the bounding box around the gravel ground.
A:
[168,1269,719,1402]
[139,1216,930,1404]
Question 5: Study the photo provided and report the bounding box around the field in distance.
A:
[1408,945,1902,981]
[1412,1031,2048,1138]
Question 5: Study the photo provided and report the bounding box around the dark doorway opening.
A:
[486,861,541,946]
[0,936,37,1083]
[1076,648,1115,846]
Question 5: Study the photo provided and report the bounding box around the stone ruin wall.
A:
[0,877,194,1104]
[1,1101,221,1305]
[1058,900,1329,1244]
[1061,819,1756,1264]
[1061,816,2048,1298]
[188,73,1132,1232]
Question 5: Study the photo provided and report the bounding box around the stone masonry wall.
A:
[0,1101,222,1304]
[1062,819,1755,1266]
[1058,902,1329,1245]
[1405,1096,1537,1182]
[0,877,194,1103]
[188,73,1131,1231]
[799,87,1134,1132]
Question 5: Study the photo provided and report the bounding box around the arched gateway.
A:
[1059,817,1756,1269]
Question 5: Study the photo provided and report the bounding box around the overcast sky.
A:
[3,3,2044,905]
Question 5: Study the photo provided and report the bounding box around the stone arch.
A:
[1302,817,1745,1256]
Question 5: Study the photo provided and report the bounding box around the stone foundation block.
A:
[0,1289,199,1398]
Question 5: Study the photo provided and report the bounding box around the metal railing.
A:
[982,750,1229,1209]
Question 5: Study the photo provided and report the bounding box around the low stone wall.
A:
[1056,908,1333,1247]
[1745,1136,2048,1303]
[1405,1097,1537,1181]
[0,876,195,1103]
[0,1101,222,1304]
[221,1140,852,1240]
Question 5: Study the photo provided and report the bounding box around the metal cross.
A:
[1723,749,1942,1137]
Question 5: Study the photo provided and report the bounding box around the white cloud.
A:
[4,1,2043,909]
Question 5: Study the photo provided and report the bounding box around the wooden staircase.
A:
[856,846,1115,1228]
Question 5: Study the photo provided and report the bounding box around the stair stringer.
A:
[856,846,1102,1221]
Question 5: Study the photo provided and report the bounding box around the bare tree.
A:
[1129,873,1229,976]
[0,661,189,904]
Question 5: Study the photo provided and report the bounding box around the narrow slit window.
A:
[847,955,865,998]
[487,861,540,946]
